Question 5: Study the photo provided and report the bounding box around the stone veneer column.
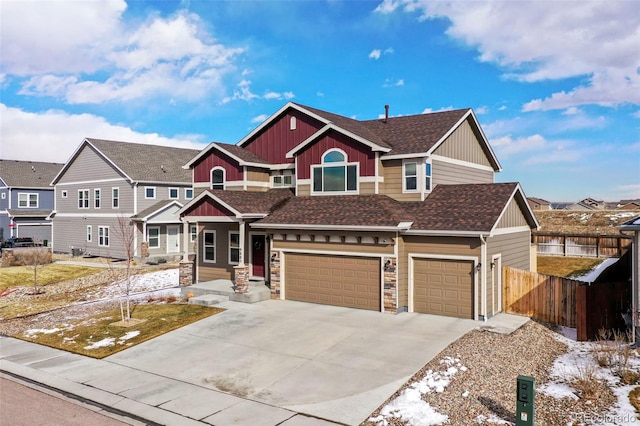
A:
[270,251,281,299]
[233,264,249,293]
[179,260,194,287]
[383,257,398,313]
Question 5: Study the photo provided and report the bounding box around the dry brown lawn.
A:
[537,256,603,278]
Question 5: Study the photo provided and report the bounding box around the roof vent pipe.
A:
[384,104,389,123]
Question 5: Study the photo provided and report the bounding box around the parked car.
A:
[1,237,36,248]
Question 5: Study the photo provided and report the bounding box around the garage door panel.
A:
[413,258,473,319]
[285,253,380,311]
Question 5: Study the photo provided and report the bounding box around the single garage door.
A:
[285,253,380,311]
[413,258,474,319]
[16,224,52,244]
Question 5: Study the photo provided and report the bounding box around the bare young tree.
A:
[22,247,52,295]
[109,215,137,322]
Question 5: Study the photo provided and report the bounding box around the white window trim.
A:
[78,189,90,209]
[145,186,156,199]
[290,116,297,130]
[403,161,419,193]
[147,226,160,249]
[311,149,359,195]
[424,158,433,193]
[185,188,194,200]
[18,192,39,208]
[211,167,225,190]
[94,189,101,209]
[98,226,109,247]
[61,191,67,199]
[112,187,120,209]
[1,193,5,199]
[168,187,179,199]
[203,230,216,263]
[86,225,92,243]
[272,174,295,188]
[229,230,240,265]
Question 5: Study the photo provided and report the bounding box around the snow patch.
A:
[84,337,115,349]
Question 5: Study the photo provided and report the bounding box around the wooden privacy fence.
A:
[533,233,631,258]
[503,266,579,327]
[503,266,631,341]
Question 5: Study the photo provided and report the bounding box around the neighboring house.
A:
[50,139,199,261]
[178,102,539,321]
[618,201,640,210]
[620,216,640,344]
[565,197,607,210]
[0,159,63,244]
[527,197,552,211]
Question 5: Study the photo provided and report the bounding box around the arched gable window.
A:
[211,167,225,190]
[312,149,358,193]
[290,116,297,131]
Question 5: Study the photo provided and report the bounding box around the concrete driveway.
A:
[107,299,478,425]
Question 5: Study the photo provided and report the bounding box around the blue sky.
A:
[1,0,638,202]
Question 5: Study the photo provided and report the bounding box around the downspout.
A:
[480,234,487,322]
[133,183,138,256]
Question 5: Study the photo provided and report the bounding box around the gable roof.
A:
[235,102,500,170]
[0,159,63,188]
[528,197,551,205]
[406,182,539,235]
[52,138,200,185]
[620,215,640,231]
[255,194,415,230]
[130,200,183,221]
[179,189,293,218]
[184,142,270,169]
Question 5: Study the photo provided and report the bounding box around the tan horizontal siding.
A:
[432,159,493,186]
[496,198,529,229]
[273,234,395,255]
[487,231,531,271]
[434,119,492,168]
[247,168,269,183]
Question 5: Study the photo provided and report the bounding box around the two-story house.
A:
[50,139,199,261]
[177,103,539,320]
[0,159,63,244]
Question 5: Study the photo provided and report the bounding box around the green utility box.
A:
[516,375,535,426]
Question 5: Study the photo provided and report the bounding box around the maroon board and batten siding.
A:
[242,110,324,164]
[192,150,243,184]
[183,199,234,217]
[296,131,377,179]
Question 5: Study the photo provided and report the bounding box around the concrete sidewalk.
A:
[0,300,528,425]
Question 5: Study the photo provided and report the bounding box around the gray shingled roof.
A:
[256,194,414,228]
[0,160,63,188]
[130,200,181,220]
[212,143,270,165]
[7,209,53,217]
[209,189,293,215]
[86,139,200,183]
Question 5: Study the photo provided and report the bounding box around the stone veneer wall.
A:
[383,256,397,313]
[233,264,249,292]
[179,260,194,287]
[270,251,281,299]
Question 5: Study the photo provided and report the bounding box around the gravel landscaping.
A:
[364,320,637,425]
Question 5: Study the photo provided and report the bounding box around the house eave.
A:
[403,229,488,237]
[251,223,409,232]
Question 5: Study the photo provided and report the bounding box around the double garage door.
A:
[284,253,380,311]
[413,258,474,319]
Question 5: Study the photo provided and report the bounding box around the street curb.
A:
[0,360,206,426]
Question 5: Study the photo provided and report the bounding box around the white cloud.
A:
[0,104,205,163]
[377,0,640,111]
[251,114,269,123]
[422,106,453,114]
[369,49,382,60]
[383,78,405,88]
[2,3,244,104]
[263,90,295,100]
[475,106,488,115]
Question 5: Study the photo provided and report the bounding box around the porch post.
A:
[182,220,190,262]
[239,220,246,264]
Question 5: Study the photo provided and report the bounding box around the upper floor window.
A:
[211,168,225,190]
[61,190,68,198]
[403,162,418,192]
[425,160,432,192]
[112,187,119,208]
[290,116,297,130]
[145,187,156,199]
[185,188,194,199]
[94,189,101,209]
[18,193,38,208]
[78,190,89,209]
[312,149,357,194]
[272,174,294,188]
[169,188,179,199]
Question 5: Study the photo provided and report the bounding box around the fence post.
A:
[576,284,588,341]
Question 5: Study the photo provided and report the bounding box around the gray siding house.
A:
[50,138,199,260]
[0,159,63,243]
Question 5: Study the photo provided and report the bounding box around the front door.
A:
[167,225,180,253]
[251,234,266,278]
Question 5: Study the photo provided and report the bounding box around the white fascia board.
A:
[183,141,217,169]
[135,181,192,186]
[380,152,431,160]
[239,214,268,219]
[404,229,486,237]
[134,201,184,222]
[286,124,391,159]
[176,191,242,218]
[182,216,238,223]
[210,143,270,169]
[51,139,132,185]
[251,223,404,232]
[488,183,540,234]
[467,109,502,172]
